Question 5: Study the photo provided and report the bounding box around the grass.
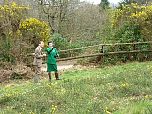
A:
[0,62,152,114]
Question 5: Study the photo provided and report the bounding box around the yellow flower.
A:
[11,2,17,7]
[121,82,129,88]
[104,107,112,114]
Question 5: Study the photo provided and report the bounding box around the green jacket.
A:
[45,48,59,64]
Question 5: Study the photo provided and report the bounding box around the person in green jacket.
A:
[45,42,60,81]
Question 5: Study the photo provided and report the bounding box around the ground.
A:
[0,61,152,114]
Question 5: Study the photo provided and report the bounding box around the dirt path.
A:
[42,60,77,72]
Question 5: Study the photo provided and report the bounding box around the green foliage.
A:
[50,33,70,58]
[51,33,69,50]
[51,33,101,58]
[0,35,15,63]
[0,62,152,113]
[114,23,142,43]
[99,3,152,64]
[118,0,151,9]
[99,0,110,10]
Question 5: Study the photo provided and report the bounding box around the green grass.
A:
[0,62,152,114]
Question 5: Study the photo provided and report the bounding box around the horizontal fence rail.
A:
[57,50,152,61]
[58,41,152,52]
[27,42,152,62]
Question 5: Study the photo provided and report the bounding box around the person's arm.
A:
[44,48,49,54]
[55,48,59,57]
[35,48,45,59]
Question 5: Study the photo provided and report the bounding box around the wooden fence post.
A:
[96,45,104,63]
[133,43,137,60]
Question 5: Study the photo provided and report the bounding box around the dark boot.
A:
[55,72,61,80]
[48,72,51,82]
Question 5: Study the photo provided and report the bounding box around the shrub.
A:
[20,18,51,47]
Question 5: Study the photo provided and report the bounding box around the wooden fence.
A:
[28,41,152,62]
[57,41,152,61]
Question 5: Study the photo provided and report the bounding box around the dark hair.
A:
[48,41,53,46]
[39,41,44,44]
[35,41,43,47]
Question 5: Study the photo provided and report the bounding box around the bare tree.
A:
[37,0,80,33]
[60,2,107,44]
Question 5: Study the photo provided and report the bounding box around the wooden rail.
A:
[58,41,152,52]
[27,42,152,62]
[57,50,152,61]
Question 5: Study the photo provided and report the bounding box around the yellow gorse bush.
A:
[112,3,152,27]
[0,2,28,20]
[20,18,51,44]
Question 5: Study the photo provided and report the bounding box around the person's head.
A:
[39,41,44,48]
[48,41,54,48]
